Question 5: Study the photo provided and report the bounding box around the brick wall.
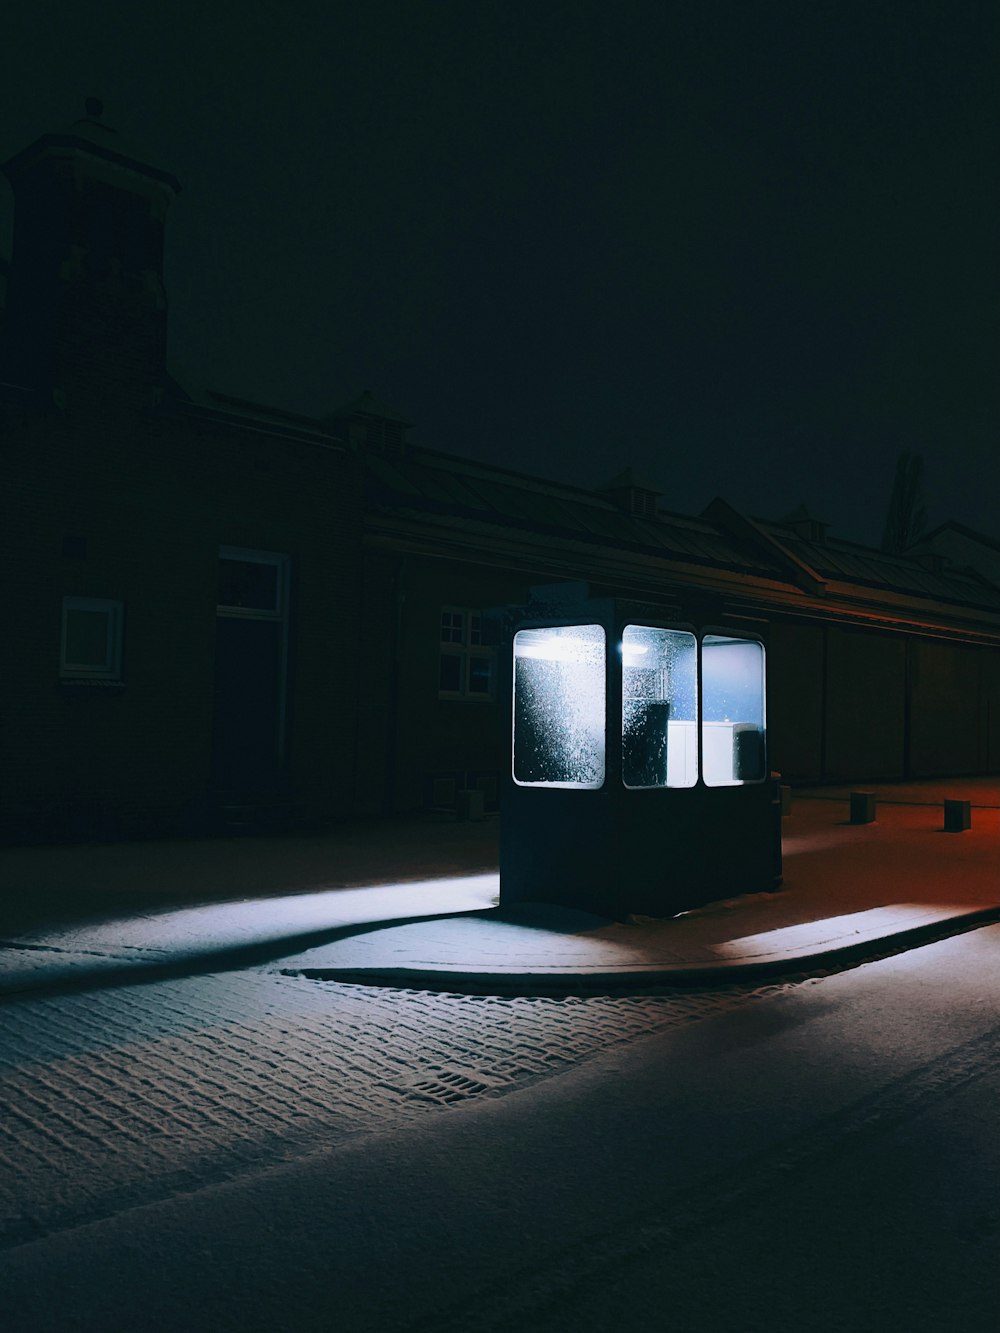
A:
[1,393,363,841]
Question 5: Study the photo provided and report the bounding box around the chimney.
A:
[0,98,181,407]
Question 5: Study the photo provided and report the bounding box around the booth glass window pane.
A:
[622,626,698,788]
[513,625,605,788]
[702,636,766,786]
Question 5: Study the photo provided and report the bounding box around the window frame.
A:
[217,546,288,620]
[60,596,124,682]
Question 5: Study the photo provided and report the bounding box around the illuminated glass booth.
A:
[500,595,781,918]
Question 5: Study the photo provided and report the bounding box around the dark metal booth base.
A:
[500,779,782,921]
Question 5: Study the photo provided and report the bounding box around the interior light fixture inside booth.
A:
[701,635,766,786]
[622,625,698,788]
[513,624,606,787]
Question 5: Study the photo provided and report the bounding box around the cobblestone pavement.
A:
[0,966,804,1250]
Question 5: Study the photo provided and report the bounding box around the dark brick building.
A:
[1,108,363,840]
[353,442,1000,815]
[2,109,998,842]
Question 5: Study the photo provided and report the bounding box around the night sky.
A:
[3,1,997,546]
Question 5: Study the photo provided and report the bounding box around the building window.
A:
[439,608,494,699]
[217,550,285,617]
[60,596,123,681]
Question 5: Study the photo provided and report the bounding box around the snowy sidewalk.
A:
[0,779,997,995]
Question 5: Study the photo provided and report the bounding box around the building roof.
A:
[362,438,1000,638]
[168,385,347,450]
[324,389,414,426]
[756,519,1000,609]
[921,519,1000,555]
[2,102,181,195]
[364,446,787,579]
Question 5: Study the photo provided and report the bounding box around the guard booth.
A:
[494,586,782,919]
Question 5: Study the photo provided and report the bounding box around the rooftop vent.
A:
[598,467,661,518]
[780,504,829,543]
[324,389,413,456]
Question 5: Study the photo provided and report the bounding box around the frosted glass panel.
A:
[702,636,766,785]
[622,626,698,788]
[513,625,605,787]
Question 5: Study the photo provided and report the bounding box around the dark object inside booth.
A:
[497,589,781,919]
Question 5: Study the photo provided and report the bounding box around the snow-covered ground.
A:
[0,781,997,1329]
[0,965,788,1250]
[2,927,999,1331]
[1,788,996,993]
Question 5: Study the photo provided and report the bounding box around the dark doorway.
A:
[211,616,284,791]
[212,549,289,795]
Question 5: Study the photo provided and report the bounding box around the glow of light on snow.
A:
[19,875,501,960]
[713,904,972,960]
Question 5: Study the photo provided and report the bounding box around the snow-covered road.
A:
[3,926,999,1331]
[0,964,787,1251]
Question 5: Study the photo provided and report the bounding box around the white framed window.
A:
[217,547,288,619]
[439,607,495,700]
[60,596,123,681]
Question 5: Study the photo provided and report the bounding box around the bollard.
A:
[849,791,876,824]
[456,788,486,822]
[943,799,971,832]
